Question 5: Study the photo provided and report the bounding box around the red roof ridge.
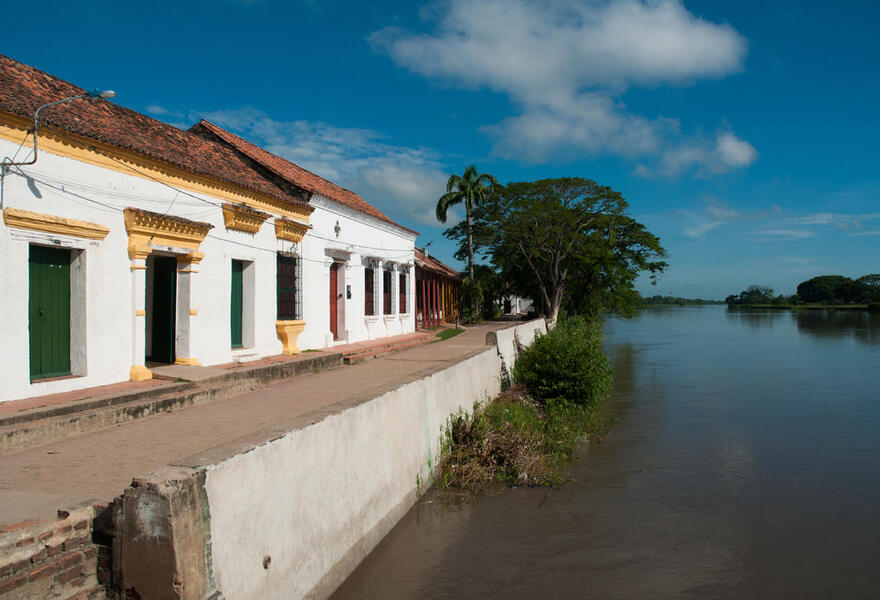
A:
[0,54,309,212]
[189,119,418,237]
[415,248,461,279]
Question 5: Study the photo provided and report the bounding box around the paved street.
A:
[0,324,505,526]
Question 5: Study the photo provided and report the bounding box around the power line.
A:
[10,127,420,255]
[8,168,414,265]
[80,138,418,254]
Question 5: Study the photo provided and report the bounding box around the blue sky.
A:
[4,0,879,299]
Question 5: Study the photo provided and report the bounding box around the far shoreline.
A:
[726,304,875,312]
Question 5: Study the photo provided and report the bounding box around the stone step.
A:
[0,352,344,456]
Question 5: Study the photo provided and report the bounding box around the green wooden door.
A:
[29,245,71,380]
[231,260,243,348]
[149,256,177,364]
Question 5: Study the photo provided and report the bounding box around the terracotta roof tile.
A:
[415,248,461,279]
[189,119,418,236]
[0,54,309,211]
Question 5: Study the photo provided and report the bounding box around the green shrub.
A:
[512,317,612,408]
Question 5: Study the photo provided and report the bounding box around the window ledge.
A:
[365,316,379,323]
[30,373,80,384]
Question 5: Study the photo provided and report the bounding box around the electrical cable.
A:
[7,168,415,265]
[7,129,33,164]
[11,127,420,256]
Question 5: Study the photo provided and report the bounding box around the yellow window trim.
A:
[2,207,110,240]
[124,208,212,260]
[275,217,311,243]
[222,203,271,234]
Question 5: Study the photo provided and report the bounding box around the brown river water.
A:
[332,307,880,599]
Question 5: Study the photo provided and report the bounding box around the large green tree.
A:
[797,275,855,304]
[855,274,880,303]
[435,165,498,280]
[445,177,666,323]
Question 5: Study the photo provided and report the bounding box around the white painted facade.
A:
[0,135,416,403]
[502,294,534,315]
[297,195,416,350]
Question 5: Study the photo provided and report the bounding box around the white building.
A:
[0,55,417,403]
[502,295,533,316]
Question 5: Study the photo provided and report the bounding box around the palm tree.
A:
[435,165,498,280]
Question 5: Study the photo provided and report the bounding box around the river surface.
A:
[332,307,880,599]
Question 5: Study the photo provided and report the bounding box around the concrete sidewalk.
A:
[0,324,504,526]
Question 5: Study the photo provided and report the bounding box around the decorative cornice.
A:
[274,217,311,243]
[123,207,212,259]
[222,203,270,234]
[2,207,110,240]
[309,194,418,241]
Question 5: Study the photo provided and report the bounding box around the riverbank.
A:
[331,306,880,600]
[727,303,873,311]
[436,317,614,495]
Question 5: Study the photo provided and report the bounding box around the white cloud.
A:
[371,0,754,173]
[716,132,758,168]
[145,104,170,115]
[683,198,776,238]
[786,212,880,231]
[649,131,758,177]
[199,108,451,227]
[683,205,880,241]
[752,229,816,241]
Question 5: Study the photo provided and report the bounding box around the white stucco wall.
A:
[0,136,416,402]
[297,197,416,349]
[203,348,503,600]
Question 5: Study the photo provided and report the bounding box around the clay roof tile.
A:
[189,119,418,236]
[0,54,309,212]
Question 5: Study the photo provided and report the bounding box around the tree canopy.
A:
[443,177,666,322]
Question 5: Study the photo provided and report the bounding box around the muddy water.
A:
[332,307,880,599]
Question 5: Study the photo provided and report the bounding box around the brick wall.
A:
[0,503,108,600]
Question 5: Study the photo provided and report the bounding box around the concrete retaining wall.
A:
[486,318,547,382]
[117,320,545,600]
[205,347,502,600]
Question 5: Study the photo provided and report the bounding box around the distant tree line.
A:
[641,295,724,306]
[726,274,880,307]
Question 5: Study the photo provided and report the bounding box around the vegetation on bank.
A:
[436,318,613,493]
[641,294,724,306]
[726,274,880,308]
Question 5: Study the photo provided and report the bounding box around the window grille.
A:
[365,268,375,316]
[383,269,392,315]
[277,253,300,320]
[399,272,407,313]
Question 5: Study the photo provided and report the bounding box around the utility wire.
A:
[11,127,420,255]
[9,169,415,265]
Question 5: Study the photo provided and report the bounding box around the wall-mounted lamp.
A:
[3,89,116,169]
[334,220,341,238]
[1,88,115,208]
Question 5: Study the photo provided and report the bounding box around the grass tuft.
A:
[436,385,613,494]
[436,317,615,496]
[435,328,466,341]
